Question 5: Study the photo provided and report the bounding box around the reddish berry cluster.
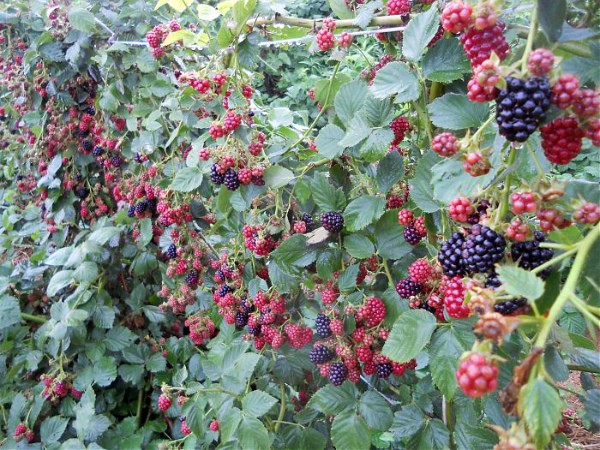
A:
[456,352,498,397]
[540,117,585,165]
[387,0,410,16]
[510,192,537,215]
[449,197,474,222]
[432,132,460,157]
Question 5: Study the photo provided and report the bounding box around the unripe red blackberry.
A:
[413,216,427,237]
[573,88,600,118]
[473,1,497,30]
[441,275,470,318]
[146,31,160,48]
[586,118,600,146]
[338,32,353,48]
[456,352,498,397]
[398,209,414,226]
[551,73,579,109]
[322,17,336,30]
[467,77,497,102]
[390,116,410,143]
[158,394,172,412]
[209,420,219,432]
[320,211,344,233]
[408,259,433,284]
[527,48,554,76]
[540,117,585,165]
[459,21,509,68]
[505,218,530,242]
[441,1,473,34]
[463,151,491,176]
[387,0,410,16]
[572,203,600,225]
[449,197,474,222]
[432,132,460,157]
[538,208,570,232]
[316,28,335,51]
[180,419,192,435]
[14,423,27,440]
[510,191,537,214]
[362,297,386,327]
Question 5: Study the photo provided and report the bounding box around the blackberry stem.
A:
[20,313,47,324]
[531,247,578,275]
[534,224,599,348]
[496,146,517,223]
[569,294,600,328]
[520,1,539,73]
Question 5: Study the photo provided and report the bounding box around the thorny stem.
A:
[534,224,600,348]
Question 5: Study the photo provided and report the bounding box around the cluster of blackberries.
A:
[315,314,331,338]
[235,311,249,327]
[165,244,177,259]
[309,345,334,364]
[494,298,527,315]
[510,231,554,278]
[185,269,199,286]
[496,76,551,142]
[396,278,423,299]
[439,225,506,276]
[301,213,316,232]
[403,225,422,245]
[320,212,344,233]
[210,164,264,190]
[376,362,393,379]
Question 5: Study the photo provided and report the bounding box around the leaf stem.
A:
[534,224,599,348]
[274,383,286,432]
[21,313,47,324]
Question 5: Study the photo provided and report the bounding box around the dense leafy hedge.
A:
[0,0,599,449]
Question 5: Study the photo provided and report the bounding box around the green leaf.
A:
[316,249,342,280]
[314,73,351,107]
[307,383,358,415]
[316,124,345,159]
[335,80,369,123]
[382,310,437,363]
[423,38,471,83]
[242,391,278,418]
[583,389,600,426]
[47,270,75,296]
[360,128,394,162]
[376,150,404,194]
[408,419,450,450]
[339,113,372,148]
[410,151,442,213]
[237,415,270,450]
[359,391,393,431]
[68,7,96,32]
[105,326,138,352]
[94,357,117,387]
[146,353,167,372]
[271,234,317,273]
[375,211,412,260]
[0,295,21,330]
[338,264,360,293]
[544,345,569,382]
[88,227,121,245]
[328,0,354,19]
[344,196,386,232]
[391,405,425,438]
[170,167,203,192]
[312,174,346,212]
[286,428,327,450]
[454,421,498,450]
[402,6,440,62]
[496,265,545,302]
[73,261,99,283]
[370,62,420,103]
[41,416,69,444]
[519,377,563,448]
[428,93,490,130]
[331,410,371,450]
[264,165,295,188]
[344,234,375,259]
[538,0,566,42]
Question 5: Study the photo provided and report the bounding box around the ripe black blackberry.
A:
[127,204,135,217]
[438,232,467,277]
[210,164,224,184]
[82,139,93,152]
[235,312,248,327]
[134,152,143,163]
[301,213,316,232]
[166,244,177,259]
[223,169,240,191]
[510,231,554,278]
[251,176,265,186]
[315,313,332,338]
[185,269,199,286]
[417,302,437,315]
[495,76,551,142]
[147,199,157,213]
[135,200,148,214]
[320,212,344,233]
[485,272,502,289]
[217,284,233,297]
[328,362,348,386]
[309,345,334,364]
[74,185,89,199]
[93,145,104,156]
[403,225,422,245]
[85,106,96,115]
[462,225,506,274]
[110,156,121,167]
[240,297,253,313]
[248,325,261,336]
[494,298,527,315]
[396,278,423,299]
[376,362,393,379]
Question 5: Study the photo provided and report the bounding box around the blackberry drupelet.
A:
[462,225,506,274]
[315,313,332,338]
[403,225,423,245]
[510,231,554,278]
[223,169,240,191]
[309,345,334,364]
[301,213,316,232]
[320,212,344,233]
[494,298,527,315]
[396,278,423,299]
[166,244,177,259]
[438,232,467,277]
[376,362,393,378]
[210,164,224,184]
[495,76,551,142]
[328,362,348,386]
